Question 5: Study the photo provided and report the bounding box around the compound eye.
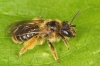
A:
[62,30,69,36]
[63,31,68,35]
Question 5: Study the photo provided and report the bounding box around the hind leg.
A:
[18,37,37,57]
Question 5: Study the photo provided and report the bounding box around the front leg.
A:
[59,33,70,50]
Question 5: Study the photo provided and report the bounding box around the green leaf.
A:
[0,0,100,66]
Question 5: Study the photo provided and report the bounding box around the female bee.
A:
[8,11,79,62]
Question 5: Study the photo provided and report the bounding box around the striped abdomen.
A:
[12,24,39,43]
[13,32,38,42]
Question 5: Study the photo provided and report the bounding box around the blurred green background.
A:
[0,0,100,66]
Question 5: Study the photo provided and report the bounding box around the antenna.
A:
[70,11,80,24]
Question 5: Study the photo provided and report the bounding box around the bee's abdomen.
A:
[12,24,39,42]
[14,33,37,42]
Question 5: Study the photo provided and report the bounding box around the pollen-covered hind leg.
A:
[59,34,70,50]
[18,37,37,57]
[47,40,59,62]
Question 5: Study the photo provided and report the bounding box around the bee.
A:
[8,11,79,62]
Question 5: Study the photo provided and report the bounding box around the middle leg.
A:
[47,40,59,62]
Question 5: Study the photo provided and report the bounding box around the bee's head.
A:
[61,21,76,37]
[61,11,80,37]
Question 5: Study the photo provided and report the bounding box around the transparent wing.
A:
[8,20,33,33]
[8,20,44,36]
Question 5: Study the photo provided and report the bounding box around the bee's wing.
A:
[8,19,44,32]
[8,20,43,36]
[8,20,32,32]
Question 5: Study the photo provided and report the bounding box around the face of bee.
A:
[61,21,76,37]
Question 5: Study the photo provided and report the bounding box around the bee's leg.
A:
[59,34,70,50]
[18,37,37,57]
[47,40,59,62]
